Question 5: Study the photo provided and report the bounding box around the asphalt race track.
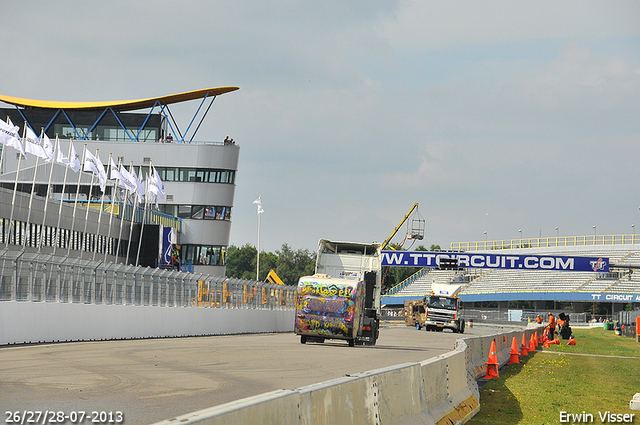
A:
[0,324,508,424]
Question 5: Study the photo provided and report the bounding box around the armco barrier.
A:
[153,326,545,425]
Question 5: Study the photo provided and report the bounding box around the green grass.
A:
[467,328,640,425]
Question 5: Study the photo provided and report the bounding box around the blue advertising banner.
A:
[381,251,609,272]
[160,227,176,266]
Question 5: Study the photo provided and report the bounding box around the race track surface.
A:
[0,324,506,424]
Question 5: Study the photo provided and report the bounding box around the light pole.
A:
[593,225,596,245]
[555,226,558,238]
[518,229,522,248]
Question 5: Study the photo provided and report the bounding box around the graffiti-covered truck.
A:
[294,239,382,346]
[294,275,365,347]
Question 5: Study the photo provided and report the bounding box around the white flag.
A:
[69,142,81,173]
[41,132,55,163]
[118,164,138,193]
[56,143,70,166]
[109,157,125,183]
[132,165,144,203]
[253,196,264,214]
[148,165,166,201]
[84,150,107,192]
[23,126,47,159]
[0,118,26,158]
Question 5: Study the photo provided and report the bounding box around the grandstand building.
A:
[382,238,640,320]
[0,87,239,275]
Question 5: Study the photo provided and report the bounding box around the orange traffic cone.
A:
[503,335,506,342]
[485,339,499,379]
[567,337,576,346]
[542,329,549,344]
[520,333,529,356]
[528,334,536,352]
[509,336,520,364]
[534,331,540,347]
[543,338,559,348]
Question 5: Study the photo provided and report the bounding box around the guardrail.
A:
[452,234,640,251]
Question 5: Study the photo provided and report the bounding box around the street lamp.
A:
[632,224,635,236]
[555,226,558,238]
[484,231,487,242]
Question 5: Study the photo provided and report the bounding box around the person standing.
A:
[547,312,556,339]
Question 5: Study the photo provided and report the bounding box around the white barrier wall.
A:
[0,301,294,345]
[152,326,545,425]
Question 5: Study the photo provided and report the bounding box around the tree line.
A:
[225,242,441,292]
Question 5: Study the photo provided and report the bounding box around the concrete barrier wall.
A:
[152,326,546,425]
[0,301,295,345]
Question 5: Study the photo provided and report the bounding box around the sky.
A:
[2,1,640,253]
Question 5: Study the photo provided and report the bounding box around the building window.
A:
[159,205,231,221]
[183,245,226,266]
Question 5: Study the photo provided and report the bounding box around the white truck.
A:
[423,282,465,333]
[294,239,382,346]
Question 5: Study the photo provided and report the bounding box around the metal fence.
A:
[451,233,640,251]
[0,249,296,310]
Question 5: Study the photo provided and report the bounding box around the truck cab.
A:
[294,239,382,346]
[423,282,465,333]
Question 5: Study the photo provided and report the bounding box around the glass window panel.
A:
[177,205,191,218]
[191,206,205,219]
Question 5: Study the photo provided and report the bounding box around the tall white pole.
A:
[53,138,73,255]
[256,210,261,281]
[67,144,87,257]
[104,154,120,263]
[92,151,109,261]
[125,162,138,265]
[5,123,26,248]
[80,149,97,259]
[38,135,59,252]
[135,171,149,267]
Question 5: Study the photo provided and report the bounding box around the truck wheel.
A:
[460,321,465,334]
[348,339,355,347]
[300,335,307,344]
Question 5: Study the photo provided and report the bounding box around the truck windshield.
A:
[427,296,457,310]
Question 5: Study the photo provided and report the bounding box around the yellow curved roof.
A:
[0,86,239,112]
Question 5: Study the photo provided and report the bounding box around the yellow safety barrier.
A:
[451,233,640,252]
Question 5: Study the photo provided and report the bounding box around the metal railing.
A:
[451,234,640,252]
[0,250,295,310]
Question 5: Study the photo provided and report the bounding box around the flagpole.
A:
[135,170,149,266]
[5,123,26,248]
[104,154,119,263]
[68,144,87,257]
[38,134,59,252]
[125,162,139,265]
[54,138,73,256]
[114,159,129,263]
[22,125,45,249]
[92,151,110,261]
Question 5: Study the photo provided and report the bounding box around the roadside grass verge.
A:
[466,328,640,424]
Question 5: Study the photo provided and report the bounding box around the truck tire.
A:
[348,339,355,347]
[300,335,307,344]
[459,320,465,334]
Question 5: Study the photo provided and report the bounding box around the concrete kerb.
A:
[152,327,546,425]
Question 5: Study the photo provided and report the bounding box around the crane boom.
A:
[381,203,420,250]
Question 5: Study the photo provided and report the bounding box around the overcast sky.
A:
[2,1,640,253]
